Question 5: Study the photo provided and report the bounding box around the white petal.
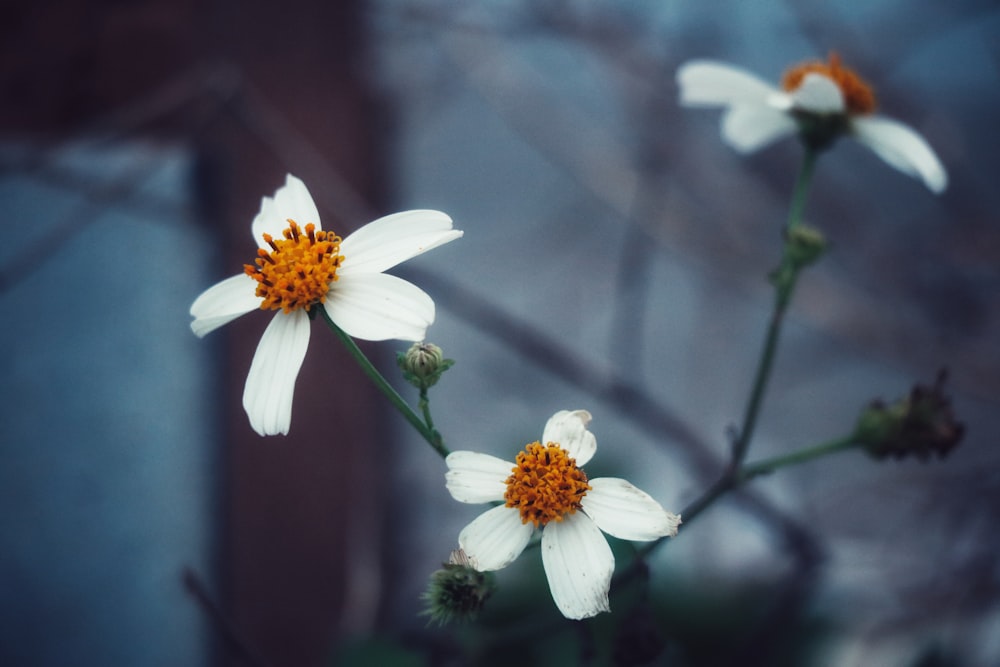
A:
[338,210,462,276]
[582,478,681,541]
[852,116,948,193]
[541,514,614,619]
[445,451,513,503]
[458,505,534,571]
[789,73,845,114]
[677,60,780,108]
[251,174,322,246]
[189,273,261,337]
[541,410,597,466]
[721,105,797,153]
[323,272,434,341]
[242,310,311,436]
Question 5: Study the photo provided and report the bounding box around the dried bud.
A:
[397,342,454,390]
[785,224,827,268]
[420,549,495,626]
[855,370,964,461]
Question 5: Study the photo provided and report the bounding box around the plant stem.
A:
[321,310,450,459]
[630,432,857,567]
[738,434,860,482]
[730,148,818,468]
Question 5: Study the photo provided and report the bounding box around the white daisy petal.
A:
[458,505,534,572]
[273,174,322,227]
[189,273,261,337]
[852,116,948,193]
[323,272,434,341]
[251,174,322,244]
[338,210,462,276]
[445,451,513,503]
[582,478,681,541]
[251,194,281,247]
[542,410,597,466]
[677,60,780,108]
[242,310,311,436]
[541,514,614,620]
[790,73,845,114]
[721,105,797,153]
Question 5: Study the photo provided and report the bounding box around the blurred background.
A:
[1,1,998,666]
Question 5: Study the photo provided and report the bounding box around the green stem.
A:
[730,149,817,468]
[785,149,817,232]
[631,432,857,565]
[321,310,450,459]
[738,434,860,482]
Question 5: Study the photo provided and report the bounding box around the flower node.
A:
[504,442,591,527]
[244,220,343,313]
[782,52,877,115]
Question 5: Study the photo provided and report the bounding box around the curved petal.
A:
[721,105,797,153]
[445,451,513,503]
[323,272,434,341]
[242,310,311,436]
[458,505,534,572]
[541,514,614,619]
[542,410,597,466]
[677,60,780,108]
[252,174,322,246]
[190,273,261,337]
[582,478,681,541]
[338,210,462,276]
[789,73,845,114]
[851,116,947,193]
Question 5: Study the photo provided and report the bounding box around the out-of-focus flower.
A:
[677,53,947,193]
[445,410,681,619]
[190,174,462,436]
[855,369,964,461]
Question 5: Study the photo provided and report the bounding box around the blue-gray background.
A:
[2,1,999,666]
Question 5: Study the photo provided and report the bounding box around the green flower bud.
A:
[855,370,964,461]
[420,550,496,626]
[397,342,454,390]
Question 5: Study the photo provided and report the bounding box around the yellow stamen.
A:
[504,442,591,527]
[782,52,876,115]
[243,219,343,313]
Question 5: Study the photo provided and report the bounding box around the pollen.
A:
[243,219,344,313]
[782,52,877,115]
[504,442,591,528]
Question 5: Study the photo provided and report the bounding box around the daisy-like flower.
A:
[190,174,462,436]
[677,53,947,193]
[445,410,681,620]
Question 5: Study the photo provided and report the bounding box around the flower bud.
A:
[855,370,964,461]
[397,342,454,390]
[420,549,496,626]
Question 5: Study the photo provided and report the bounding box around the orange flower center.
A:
[504,442,591,527]
[243,219,344,313]
[781,52,876,115]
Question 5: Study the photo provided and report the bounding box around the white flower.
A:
[445,410,681,620]
[677,53,947,193]
[190,174,462,436]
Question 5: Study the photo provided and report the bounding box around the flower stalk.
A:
[322,309,450,459]
[738,434,860,482]
[730,148,818,469]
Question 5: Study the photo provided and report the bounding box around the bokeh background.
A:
[2,1,998,666]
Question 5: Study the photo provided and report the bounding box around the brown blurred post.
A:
[1,1,385,665]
